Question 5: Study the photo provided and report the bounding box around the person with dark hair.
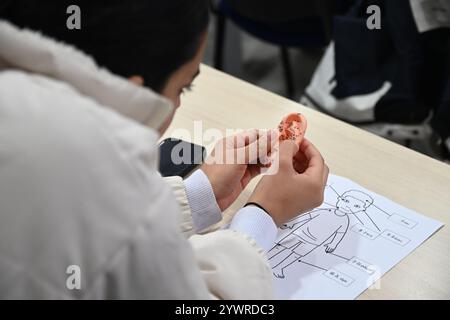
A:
[0,1,328,299]
[0,0,211,127]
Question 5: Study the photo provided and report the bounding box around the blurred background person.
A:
[208,0,450,162]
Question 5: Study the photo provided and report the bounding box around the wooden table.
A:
[161,65,450,299]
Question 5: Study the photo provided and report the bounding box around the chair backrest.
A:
[226,0,330,23]
[225,0,334,41]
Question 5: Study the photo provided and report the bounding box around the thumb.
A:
[277,140,299,170]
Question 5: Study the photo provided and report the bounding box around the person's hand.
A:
[247,138,329,227]
[325,244,336,253]
[201,129,277,211]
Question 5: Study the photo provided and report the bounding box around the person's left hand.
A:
[325,244,336,253]
[201,129,278,211]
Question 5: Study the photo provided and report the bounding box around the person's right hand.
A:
[247,139,329,227]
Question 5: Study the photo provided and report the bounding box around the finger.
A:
[293,148,308,173]
[257,129,279,166]
[267,128,279,151]
[277,140,299,170]
[213,130,261,164]
[241,169,253,190]
[240,162,267,189]
[255,129,278,165]
[299,139,325,179]
[245,164,262,185]
[226,129,258,149]
[222,130,256,164]
[241,129,259,147]
[322,163,330,186]
[294,147,308,164]
[292,138,311,173]
[293,158,307,173]
[236,129,278,165]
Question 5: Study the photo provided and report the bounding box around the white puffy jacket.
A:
[0,20,274,299]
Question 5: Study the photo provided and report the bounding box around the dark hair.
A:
[0,0,210,92]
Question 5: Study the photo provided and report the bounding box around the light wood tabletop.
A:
[161,64,450,300]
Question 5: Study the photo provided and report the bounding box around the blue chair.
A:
[212,0,333,98]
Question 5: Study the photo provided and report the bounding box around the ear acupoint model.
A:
[278,113,307,146]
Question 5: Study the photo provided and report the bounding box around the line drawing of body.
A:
[269,190,374,279]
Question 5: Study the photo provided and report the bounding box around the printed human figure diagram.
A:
[269,187,376,279]
[269,174,443,299]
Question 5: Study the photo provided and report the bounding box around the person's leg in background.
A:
[424,28,450,162]
[302,0,450,162]
[431,81,450,161]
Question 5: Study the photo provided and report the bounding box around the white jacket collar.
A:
[0,20,173,130]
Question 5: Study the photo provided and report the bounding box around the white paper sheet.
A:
[270,174,444,299]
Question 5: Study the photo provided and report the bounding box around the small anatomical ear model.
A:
[278,113,307,146]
